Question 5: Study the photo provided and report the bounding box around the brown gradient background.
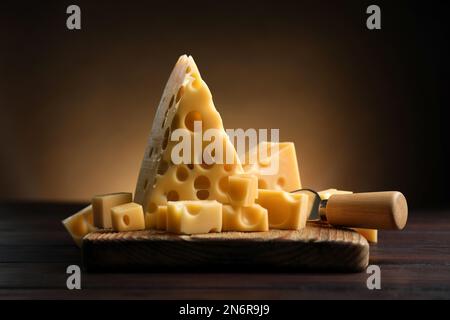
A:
[1,0,449,209]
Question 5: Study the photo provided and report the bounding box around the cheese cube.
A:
[156,206,168,230]
[227,174,258,206]
[318,188,353,200]
[243,142,301,192]
[222,204,268,232]
[353,228,378,243]
[92,192,132,228]
[145,212,156,230]
[167,200,222,235]
[62,205,97,247]
[111,202,145,232]
[256,189,309,230]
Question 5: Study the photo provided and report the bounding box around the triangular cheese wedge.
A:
[134,55,243,223]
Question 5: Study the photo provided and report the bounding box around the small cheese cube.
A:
[62,205,97,247]
[92,192,132,228]
[318,188,353,200]
[353,228,378,243]
[145,212,156,230]
[256,189,309,230]
[227,174,258,206]
[111,202,145,232]
[156,206,168,230]
[167,200,222,235]
[222,204,268,232]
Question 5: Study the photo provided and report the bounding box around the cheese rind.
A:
[256,189,309,230]
[92,192,132,228]
[62,205,97,247]
[243,142,301,192]
[166,200,222,234]
[111,202,145,232]
[222,204,268,232]
[227,174,258,207]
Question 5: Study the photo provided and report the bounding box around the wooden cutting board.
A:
[82,222,369,272]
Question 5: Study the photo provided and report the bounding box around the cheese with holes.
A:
[111,202,145,232]
[92,192,132,228]
[353,228,378,243]
[166,200,222,234]
[318,188,353,200]
[318,189,378,243]
[222,204,268,232]
[62,205,97,247]
[256,189,309,230]
[227,174,258,207]
[243,142,301,192]
[134,55,243,226]
[155,205,168,230]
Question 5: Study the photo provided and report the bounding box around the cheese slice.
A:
[222,204,268,232]
[256,189,309,230]
[243,142,301,192]
[318,188,378,243]
[134,55,243,225]
[62,205,97,247]
[166,200,222,234]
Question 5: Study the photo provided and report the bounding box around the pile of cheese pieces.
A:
[62,55,377,247]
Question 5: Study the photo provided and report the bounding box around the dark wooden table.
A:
[0,203,449,299]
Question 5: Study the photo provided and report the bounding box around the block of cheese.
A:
[243,142,301,192]
[133,55,244,226]
[227,174,258,207]
[256,189,309,230]
[318,189,378,243]
[111,202,145,232]
[318,188,353,200]
[92,192,132,228]
[145,212,156,230]
[222,204,269,232]
[155,205,168,230]
[353,228,378,243]
[62,205,97,247]
[166,200,222,234]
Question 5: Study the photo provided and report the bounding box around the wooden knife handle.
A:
[326,191,408,230]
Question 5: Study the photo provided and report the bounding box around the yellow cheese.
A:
[166,200,222,234]
[227,174,258,207]
[317,188,353,200]
[155,205,168,230]
[111,202,145,232]
[353,228,378,243]
[62,205,97,247]
[222,204,268,232]
[256,189,309,230]
[134,55,243,226]
[92,192,132,228]
[318,189,378,243]
[243,142,301,192]
[145,212,156,229]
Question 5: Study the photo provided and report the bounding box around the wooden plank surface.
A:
[82,224,369,272]
[0,203,450,299]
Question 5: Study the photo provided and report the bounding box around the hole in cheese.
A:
[194,176,211,189]
[223,164,234,172]
[162,127,170,150]
[187,163,194,170]
[196,190,209,200]
[186,66,191,74]
[219,176,229,193]
[258,179,268,189]
[123,214,130,226]
[185,111,202,132]
[176,166,189,182]
[148,202,157,214]
[277,177,285,188]
[186,204,201,215]
[176,86,184,103]
[157,160,169,175]
[167,190,180,201]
